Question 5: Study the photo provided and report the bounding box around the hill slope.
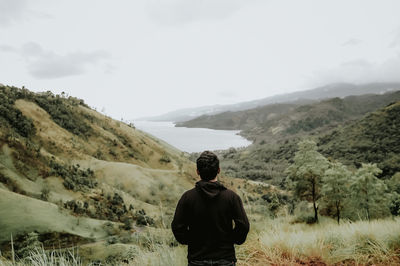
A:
[0,85,198,254]
[319,101,400,178]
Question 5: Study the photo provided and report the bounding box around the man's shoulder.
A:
[180,187,197,199]
[221,187,240,198]
[180,186,241,200]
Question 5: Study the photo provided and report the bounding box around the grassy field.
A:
[1,216,400,265]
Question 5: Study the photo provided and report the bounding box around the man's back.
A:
[171,180,249,263]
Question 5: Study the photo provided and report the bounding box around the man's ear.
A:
[218,168,220,174]
[196,169,200,176]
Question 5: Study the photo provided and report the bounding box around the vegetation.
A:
[2,85,400,265]
[213,96,400,187]
[0,88,36,138]
[49,160,97,192]
[2,215,400,265]
[321,162,350,224]
[319,101,400,179]
[33,94,93,138]
[351,163,388,221]
[286,140,329,222]
[0,85,91,138]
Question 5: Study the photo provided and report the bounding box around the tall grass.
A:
[2,217,400,265]
[0,248,82,266]
[237,216,400,265]
[127,228,187,266]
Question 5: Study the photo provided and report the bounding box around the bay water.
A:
[133,121,252,153]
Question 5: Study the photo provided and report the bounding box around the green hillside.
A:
[319,101,400,178]
[208,93,400,184]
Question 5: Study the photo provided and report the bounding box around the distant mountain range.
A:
[137,82,400,122]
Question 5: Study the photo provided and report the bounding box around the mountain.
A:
[179,91,400,142]
[206,92,400,185]
[139,82,400,122]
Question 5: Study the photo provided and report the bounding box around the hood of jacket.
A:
[195,180,227,200]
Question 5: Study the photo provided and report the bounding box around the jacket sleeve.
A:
[232,193,250,245]
[171,193,190,245]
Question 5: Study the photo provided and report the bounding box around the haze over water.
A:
[134,121,252,153]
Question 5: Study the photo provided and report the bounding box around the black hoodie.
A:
[171,180,250,262]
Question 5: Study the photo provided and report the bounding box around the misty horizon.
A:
[1,0,400,119]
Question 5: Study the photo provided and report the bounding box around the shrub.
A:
[159,154,171,163]
[15,232,42,259]
[135,209,155,226]
[0,90,36,138]
[40,187,50,201]
[50,160,97,192]
[33,94,93,138]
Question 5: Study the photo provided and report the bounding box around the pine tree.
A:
[322,161,350,224]
[286,140,329,222]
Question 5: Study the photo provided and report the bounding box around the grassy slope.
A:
[0,88,196,250]
[0,189,108,243]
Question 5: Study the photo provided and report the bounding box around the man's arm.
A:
[232,193,250,245]
[171,193,190,245]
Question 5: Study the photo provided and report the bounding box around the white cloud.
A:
[145,0,244,25]
[309,54,400,86]
[1,42,110,79]
[390,27,400,48]
[0,0,51,26]
[342,38,363,46]
[0,0,27,25]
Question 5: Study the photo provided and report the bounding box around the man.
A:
[172,151,250,266]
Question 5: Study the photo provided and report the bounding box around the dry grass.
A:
[1,217,400,265]
[236,216,400,265]
[0,248,83,266]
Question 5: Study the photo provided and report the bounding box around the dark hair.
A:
[196,151,219,181]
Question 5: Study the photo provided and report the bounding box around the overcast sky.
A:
[1,0,400,119]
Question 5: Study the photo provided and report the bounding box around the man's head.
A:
[196,151,220,181]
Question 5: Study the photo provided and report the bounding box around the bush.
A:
[159,154,171,164]
[33,94,93,138]
[15,232,42,259]
[40,187,50,201]
[291,213,317,224]
[0,90,36,138]
[135,209,155,226]
[50,160,97,192]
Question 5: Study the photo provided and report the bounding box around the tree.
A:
[350,163,387,221]
[286,140,329,223]
[321,162,350,224]
[387,173,400,216]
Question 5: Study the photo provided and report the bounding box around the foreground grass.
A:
[1,217,400,265]
[237,216,400,265]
